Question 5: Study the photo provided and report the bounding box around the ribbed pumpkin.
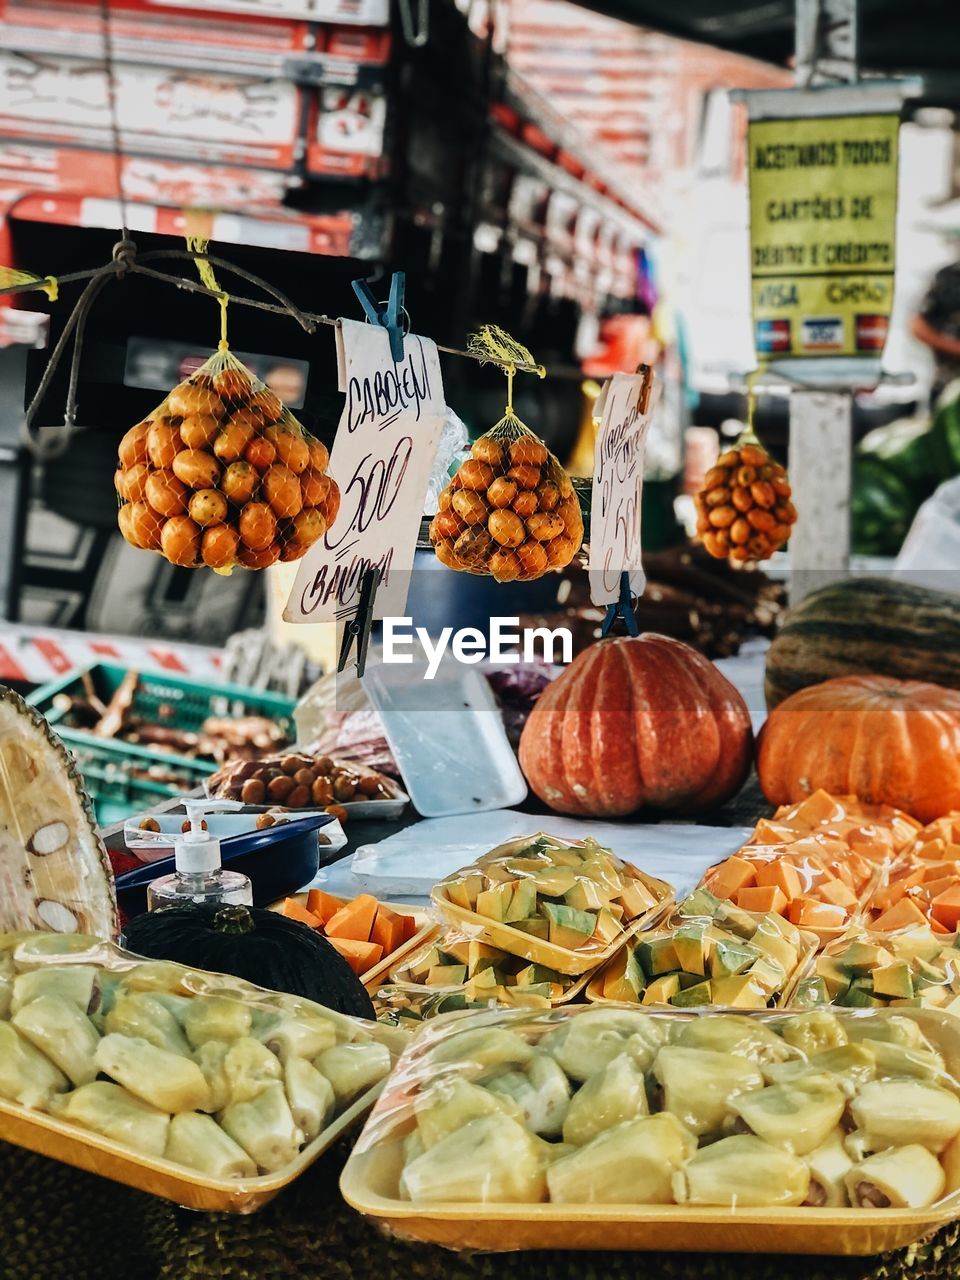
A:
[518,634,754,817]
[757,674,960,823]
[765,577,960,709]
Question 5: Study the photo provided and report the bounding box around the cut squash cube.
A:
[642,973,680,1004]
[542,903,596,951]
[564,877,608,912]
[618,878,658,921]
[708,856,758,901]
[370,904,405,957]
[755,860,804,901]
[325,894,378,942]
[505,879,537,924]
[476,882,515,923]
[873,898,929,933]
[326,937,382,975]
[281,899,322,930]
[305,890,341,924]
[736,885,788,915]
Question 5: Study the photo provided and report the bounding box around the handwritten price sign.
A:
[284,318,445,624]
[588,371,658,607]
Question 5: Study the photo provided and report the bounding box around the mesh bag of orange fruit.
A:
[429,412,584,582]
[695,438,797,564]
[114,348,340,572]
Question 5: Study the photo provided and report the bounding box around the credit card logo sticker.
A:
[800,316,844,351]
[755,318,792,353]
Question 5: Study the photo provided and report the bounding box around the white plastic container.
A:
[362,661,527,817]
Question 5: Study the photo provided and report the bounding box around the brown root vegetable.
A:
[238,503,278,551]
[237,542,281,569]
[265,426,310,475]
[244,436,277,472]
[263,464,303,519]
[452,490,489,526]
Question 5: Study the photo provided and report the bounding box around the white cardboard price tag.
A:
[283,318,445,624]
[588,372,658,607]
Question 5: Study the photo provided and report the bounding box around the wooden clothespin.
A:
[601,571,640,639]
[351,271,407,364]
[338,565,383,677]
[636,363,654,414]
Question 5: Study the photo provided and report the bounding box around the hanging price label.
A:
[588,371,657,607]
[284,318,445,624]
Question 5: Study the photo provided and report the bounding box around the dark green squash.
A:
[122,903,375,1019]
[765,577,960,709]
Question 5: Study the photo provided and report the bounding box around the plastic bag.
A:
[429,412,584,581]
[423,405,470,517]
[115,346,340,572]
[345,1003,960,1219]
[431,832,673,973]
[793,923,960,1013]
[0,931,401,1210]
[591,905,816,1009]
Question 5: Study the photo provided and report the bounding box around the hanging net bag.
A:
[429,327,583,582]
[115,301,339,573]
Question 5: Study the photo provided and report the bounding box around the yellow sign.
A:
[748,113,900,360]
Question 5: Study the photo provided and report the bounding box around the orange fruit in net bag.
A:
[145,471,187,518]
[263,464,303,519]
[147,422,182,470]
[239,502,277,551]
[201,523,239,569]
[172,450,220,490]
[695,440,796,564]
[179,413,221,450]
[238,542,281,569]
[189,489,229,528]
[119,422,151,469]
[161,516,202,567]
[244,436,277,472]
[221,460,258,506]
[117,352,341,571]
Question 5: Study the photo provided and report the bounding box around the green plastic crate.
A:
[28,663,297,826]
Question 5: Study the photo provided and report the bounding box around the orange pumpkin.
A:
[757,674,960,824]
[518,634,754,817]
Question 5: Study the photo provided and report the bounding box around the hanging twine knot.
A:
[112,238,138,275]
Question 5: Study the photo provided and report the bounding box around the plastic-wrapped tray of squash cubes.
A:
[587,891,818,1010]
[0,933,403,1211]
[371,931,596,1026]
[430,834,674,976]
[340,1003,960,1255]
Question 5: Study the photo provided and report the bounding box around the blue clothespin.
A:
[601,571,640,639]
[351,271,407,364]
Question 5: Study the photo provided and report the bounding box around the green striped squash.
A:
[764,577,960,709]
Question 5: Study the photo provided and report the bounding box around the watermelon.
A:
[764,577,960,709]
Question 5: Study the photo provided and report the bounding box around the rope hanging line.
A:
[12,239,551,459]
[2,243,548,373]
